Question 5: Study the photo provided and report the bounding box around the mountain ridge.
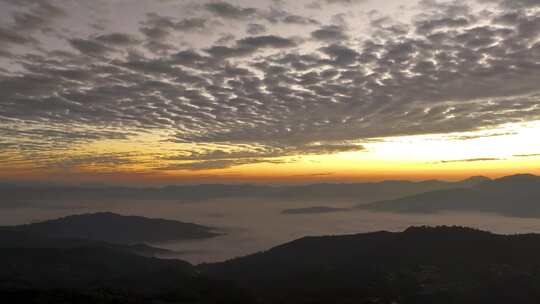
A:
[201,225,540,303]
[3,212,221,244]
[363,173,540,217]
[1,175,493,208]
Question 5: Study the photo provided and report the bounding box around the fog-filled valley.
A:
[5,175,540,303]
[5,175,540,264]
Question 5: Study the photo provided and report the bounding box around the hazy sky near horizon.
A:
[1,0,540,184]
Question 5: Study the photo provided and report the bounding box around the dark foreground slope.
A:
[202,226,540,304]
[0,229,174,257]
[0,245,253,304]
[0,215,248,303]
[363,174,540,217]
[4,226,540,303]
[4,212,220,244]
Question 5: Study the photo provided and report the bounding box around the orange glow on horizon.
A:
[2,121,540,185]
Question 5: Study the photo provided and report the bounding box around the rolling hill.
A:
[3,212,221,244]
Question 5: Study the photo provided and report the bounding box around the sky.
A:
[1,0,540,185]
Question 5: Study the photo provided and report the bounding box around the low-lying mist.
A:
[3,197,540,264]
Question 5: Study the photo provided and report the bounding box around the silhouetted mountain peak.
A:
[459,175,491,185]
[477,173,540,192]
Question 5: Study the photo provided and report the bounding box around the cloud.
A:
[158,142,363,170]
[280,14,319,25]
[439,158,503,164]
[205,1,257,19]
[311,25,349,41]
[204,2,318,26]
[0,0,65,50]
[0,27,34,45]
[5,0,66,31]
[205,34,297,58]
[447,132,518,141]
[175,17,208,31]
[415,17,470,34]
[319,43,359,66]
[2,0,540,172]
[52,153,139,170]
[137,13,209,53]
[247,23,267,35]
[308,0,368,8]
[166,143,364,161]
[325,0,365,4]
[480,0,540,9]
[68,38,111,56]
[238,35,297,48]
[263,7,319,25]
[156,158,290,171]
[94,33,140,46]
[513,154,540,158]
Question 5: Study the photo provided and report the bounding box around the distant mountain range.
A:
[2,212,220,244]
[7,174,540,219]
[363,174,540,217]
[0,175,490,206]
[281,206,349,214]
[4,225,540,303]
